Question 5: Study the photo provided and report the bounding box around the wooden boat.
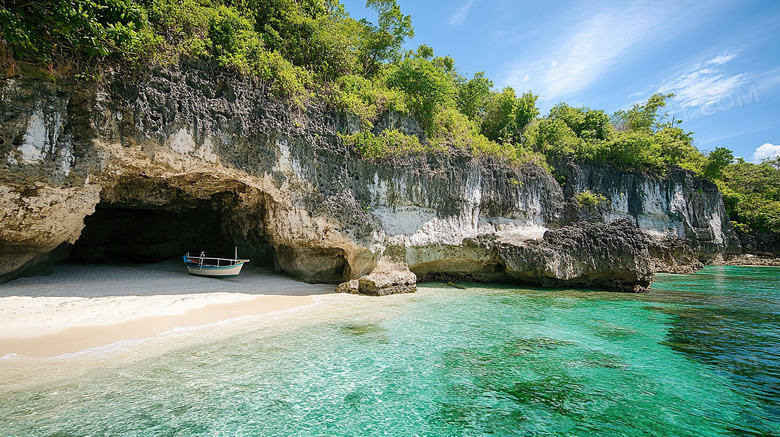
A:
[182,249,249,277]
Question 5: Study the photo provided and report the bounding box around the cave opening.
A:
[65,202,274,267]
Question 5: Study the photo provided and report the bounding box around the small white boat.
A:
[183,249,249,277]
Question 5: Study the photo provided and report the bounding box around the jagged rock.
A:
[647,237,703,274]
[336,279,359,294]
[716,254,780,267]
[357,258,417,296]
[0,64,748,289]
[736,232,780,257]
[555,160,741,266]
[499,219,655,292]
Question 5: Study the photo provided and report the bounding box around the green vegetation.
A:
[0,0,149,62]
[1,0,777,232]
[575,190,608,208]
[341,129,432,160]
[525,95,700,172]
[718,158,780,233]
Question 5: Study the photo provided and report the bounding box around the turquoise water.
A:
[1,266,778,436]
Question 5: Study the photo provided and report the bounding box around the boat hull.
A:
[186,262,245,277]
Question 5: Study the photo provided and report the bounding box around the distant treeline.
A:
[1,0,777,232]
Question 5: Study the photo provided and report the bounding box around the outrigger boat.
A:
[182,248,249,277]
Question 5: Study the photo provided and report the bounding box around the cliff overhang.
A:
[0,65,742,291]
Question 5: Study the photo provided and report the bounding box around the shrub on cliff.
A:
[718,159,780,233]
[1,0,155,70]
[341,129,434,160]
[525,95,703,173]
[575,190,608,209]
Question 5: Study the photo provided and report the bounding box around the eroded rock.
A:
[336,279,359,294]
[0,65,745,290]
[357,258,417,296]
[499,219,654,292]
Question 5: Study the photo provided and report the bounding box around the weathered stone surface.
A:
[647,237,703,274]
[0,64,748,290]
[0,184,101,278]
[499,219,654,292]
[715,254,780,267]
[735,232,780,257]
[714,232,780,266]
[1,67,379,283]
[555,160,741,268]
[336,279,359,294]
[357,258,417,296]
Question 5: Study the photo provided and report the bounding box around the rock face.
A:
[555,160,741,271]
[716,232,780,266]
[356,257,417,296]
[0,64,744,291]
[499,219,654,292]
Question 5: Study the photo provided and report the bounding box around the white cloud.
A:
[756,67,780,91]
[498,1,688,102]
[706,52,737,66]
[450,0,476,26]
[751,143,780,163]
[657,52,747,110]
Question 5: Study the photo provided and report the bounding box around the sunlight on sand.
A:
[0,261,338,356]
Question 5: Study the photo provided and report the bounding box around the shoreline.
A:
[0,262,337,358]
[714,256,780,267]
[3,260,776,359]
[0,294,322,358]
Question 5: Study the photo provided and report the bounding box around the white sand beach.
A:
[0,261,338,358]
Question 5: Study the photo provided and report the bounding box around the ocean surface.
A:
[1,266,778,436]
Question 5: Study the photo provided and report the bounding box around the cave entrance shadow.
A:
[0,201,330,298]
[67,203,266,265]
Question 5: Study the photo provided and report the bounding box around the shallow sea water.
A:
[1,266,778,436]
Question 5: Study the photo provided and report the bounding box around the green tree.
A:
[597,131,661,170]
[386,57,456,131]
[525,118,581,159]
[1,0,147,63]
[763,155,780,170]
[702,147,734,181]
[656,126,698,168]
[612,93,674,133]
[719,159,780,232]
[415,44,433,59]
[481,87,538,144]
[457,71,492,121]
[357,0,413,75]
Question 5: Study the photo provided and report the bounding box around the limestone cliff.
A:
[555,161,741,273]
[0,64,740,290]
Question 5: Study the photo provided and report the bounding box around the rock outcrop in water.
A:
[0,64,743,291]
[498,219,654,292]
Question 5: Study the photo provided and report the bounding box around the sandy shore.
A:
[0,261,337,358]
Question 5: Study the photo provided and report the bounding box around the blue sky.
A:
[340,0,780,162]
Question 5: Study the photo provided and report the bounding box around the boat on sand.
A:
[183,249,249,277]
